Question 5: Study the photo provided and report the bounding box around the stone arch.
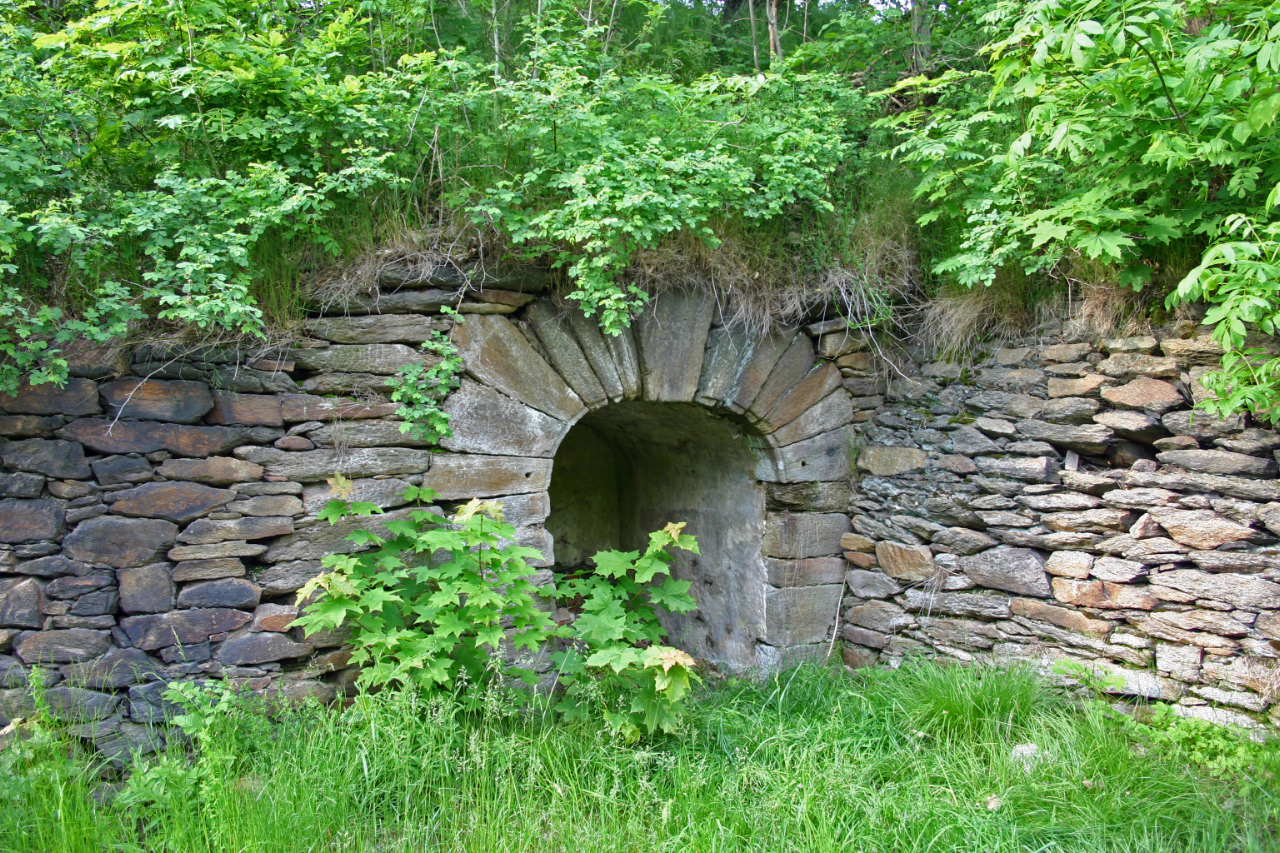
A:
[434,290,857,671]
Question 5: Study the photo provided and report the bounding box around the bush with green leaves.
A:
[386,311,464,444]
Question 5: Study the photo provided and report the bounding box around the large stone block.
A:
[758,427,852,483]
[62,516,178,568]
[438,381,570,458]
[1147,508,1255,549]
[101,379,214,423]
[526,300,607,408]
[747,334,816,423]
[236,447,433,482]
[1050,578,1157,610]
[291,344,426,375]
[215,633,312,665]
[975,456,1060,483]
[262,508,422,563]
[768,389,853,448]
[61,647,157,690]
[278,395,399,422]
[0,377,100,416]
[1148,570,1280,609]
[109,481,234,523]
[453,315,585,421]
[177,516,294,545]
[57,420,257,457]
[762,512,849,559]
[1011,598,1110,636]
[121,608,252,650]
[0,578,43,628]
[2,438,91,479]
[0,499,64,543]
[1014,419,1113,455]
[695,324,754,408]
[308,419,434,449]
[1155,449,1277,479]
[156,456,264,486]
[874,541,934,582]
[959,547,1050,597]
[764,557,846,587]
[763,584,842,645]
[845,599,911,634]
[304,314,443,344]
[857,445,925,477]
[0,473,43,500]
[901,590,1012,619]
[206,391,283,427]
[1101,378,1184,414]
[635,289,717,404]
[14,629,109,664]
[420,455,551,499]
[177,578,261,609]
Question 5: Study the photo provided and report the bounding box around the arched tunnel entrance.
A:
[547,403,767,671]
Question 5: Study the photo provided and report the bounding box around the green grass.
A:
[1,662,1277,853]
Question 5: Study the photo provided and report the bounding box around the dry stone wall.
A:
[840,331,1280,732]
[0,264,865,755]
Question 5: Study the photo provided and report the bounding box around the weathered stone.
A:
[1188,550,1280,572]
[250,603,298,633]
[1013,419,1112,455]
[0,377,100,417]
[959,547,1050,597]
[902,589,1012,619]
[301,478,411,515]
[122,608,251,650]
[1150,609,1251,638]
[1123,469,1280,502]
[857,445,926,477]
[110,482,234,523]
[1041,397,1101,425]
[89,455,150,486]
[1149,569,1280,609]
[299,373,394,396]
[58,420,257,457]
[438,381,570,458]
[1156,449,1277,479]
[177,578,261,609]
[15,629,109,664]
[1040,343,1093,364]
[973,417,1018,438]
[42,686,120,722]
[964,391,1042,420]
[216,632,312,665]
[117,564,175,614]
[63,516,177,568]
[206,392,283,427]
[930,527,998,555]
[420,454,550,500]
[274,436,314,451]
[101,379,214,423]
[1155,643,1202,681]
[291,344,426,375]
[1147,508,1256,549]
[304,314,443,344]
[720,331,796,414]
[1047,375,1108,399]
[62,648,157,690]
[230,495,303,518]
[763,584,842,645]
[1042,508,1135,534]
[157,456,264,486]
[46,574,112,600]
[841,624,890,649]
[167,541,268,561]
[759,426,852,483]
[0,416,52,438]
[840,532,874,552]
[308,419,432,449]
[975,456,1060,483]
[177,516,294,545]
[1011,598,1110,636]
[762,512,849,559]
[1096,353,1179,381]
[1103,335,1158,355]
[760,365,845,437]
[0,499,64,543]
[945,426,999,455]
[1091,556,1145,582]
[874,541,934,582]
[1215,428,1280,457]
[1017,492,1101,511]
[2,438,91,479]
[1091,412,1165,446]
[845,569,902,598]
[11,555,89,578]
[453,315,586,421]
[0,474,42,501]
[526,300,608,407]
[254,560,323,594]
[235,481,303,496]
[0,578,43,628]
[1101,378,1184,417]
[1160,336,1223,367]
[845,600,911,634]
[1044,551,1092,578]
[749,335,819,422]
[1153,435,1199,452]
[278,395,399,422]
[171,558,245,582]
[1051,578,1157,610]
[262,508,421,563]
[237,447,433,482]
[1160,410,1245,441]
[884,377,940,402]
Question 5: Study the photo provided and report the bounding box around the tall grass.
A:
[1,662,1275,853]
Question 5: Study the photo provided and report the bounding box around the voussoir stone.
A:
[453,314,586,421]
[1014,419,1112,455]
[874,541,934,582]
[291,343,426,375]
[857,445,925,477]
[62,516,178,568]
[0,499,64,543]
[176,578,261,609]
[177,517,294,545]
[109,482,234,523]
[156,456,264,486]
[438,380,570,458]
[959,547,1050,597]
[1155,449,1277,479]
[15,629,109,664]
[525,299,608,407]
[1147,508,1257,549]
[2,438,90,479]
[216,633,312,665]
[767,389,854,448]
[116,564,175,614]
[101,379,213,423]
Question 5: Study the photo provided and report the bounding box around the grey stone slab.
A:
[301,478,413,515]
[959,547,1051,597]
[526,300,607,408]
[763,584,842,645]
[635,289,717,403]
[565,306,625,402]
[695,324,754,407]
[757,426,853,483]
[63,517,177,568]
[762,512,849,559]
[421,454,552,500]
[0,499,64,543]
[748,334,815,420]
[309,419,434,449]
[453,315,586,420]
[291,343,426,375]
[235,447,434,482]
[439,381,570,458]
[303,315,444,344]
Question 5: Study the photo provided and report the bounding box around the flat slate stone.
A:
[1094,410,1166,443]
[439,381,569,458]
[453,315,586,421]
[526,300,607,407]
[967,390,1044,419]
[304,315,444,344]
[206,392,283,427]
[901,590,1011,619]
[117,564,175,614]
[177,516,294,545]
[0,499,64,543]
[62,516,178,568]
[291,343,426,375]
[110,482,235,523]
[1160,410,1245,440]
[1047,375,1108,398]
[279,395,400,421]
[635,289,716,403]
[123,609,253,650]
[1146,508,1255,549]
[11,555,90,578]
[1149,570,1280,609]
[232,495,303,517]
[0,415,54,438]
[216,633,312,665]
[309,419,434,449]
[857,445,926,477]
[168,541,268,561]
[171,558,245,582]
[420,455,552,499]
[1042,397,1101,424]
[177,578,261,609]
[757,426,852,483]
[43,686,120,722]
[253,560,324,593]
[1155,449,1277,479]
[1101,378,1185,414]
[1014,419,1113,455]
[0,377,100,416]
[762,512,849,559]
[875,541,934,582]
[0,473,42,499]
[975,456,1060,483]
[61,648,157,690]
[960,547,1050,597]
[90,455,153,485]
[57,420,256,457]
[156,457,264,486]
[14,629,109,664]
[2,438,91,479]
[236,447,434,482]
[301,478,412,515]
[101,379,214,423]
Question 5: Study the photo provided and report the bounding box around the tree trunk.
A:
[911,0,932,75]
[747,0,761,73]
[766,0,783,64]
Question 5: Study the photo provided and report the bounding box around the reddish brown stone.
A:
[57,420,254,457]
[273,435,313,451]
[279,394,399,422]
[110,482,235,523]
[249,603,298,633]
[845,551,877,568]
[1101,378,1185,414]
[0,377,100,416]
[156,456,264,485]
[1011,598,1110,636]
[1050,577,1157,610]
[759,362,843,432]
[206,391,283,427]
[101,379,214,423]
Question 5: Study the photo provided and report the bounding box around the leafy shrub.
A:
[386,311,464,444]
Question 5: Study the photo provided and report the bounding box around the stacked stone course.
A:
[839,330,1280,732]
